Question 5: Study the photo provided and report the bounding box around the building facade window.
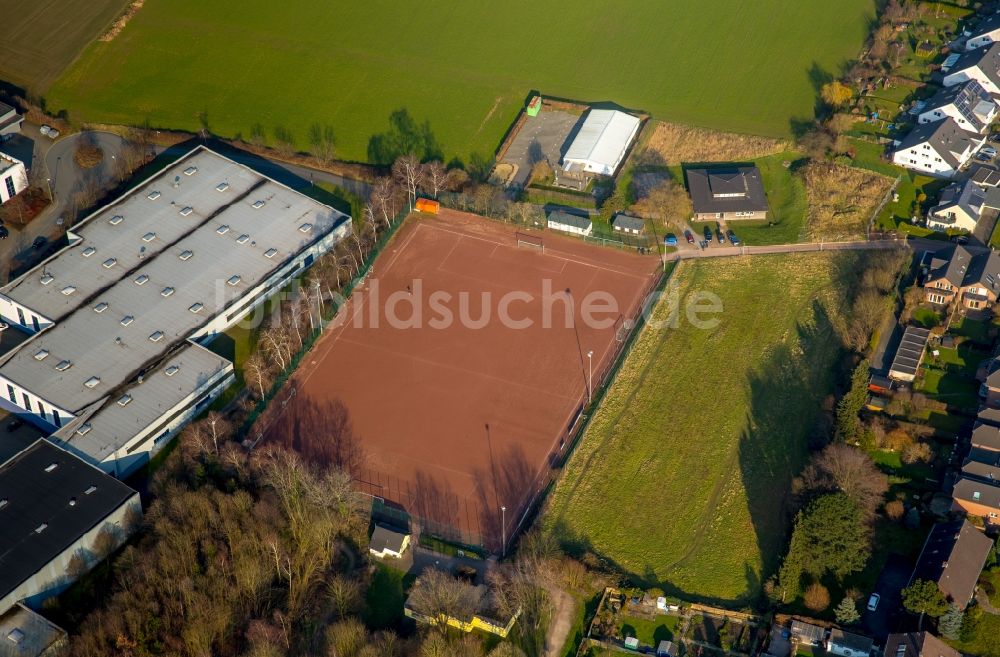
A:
[3,176,14,199]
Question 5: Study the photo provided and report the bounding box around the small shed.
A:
[826,628,874,657]
[790,620,825,646]
[623,636,640,651]
[526,96,542,117]
[369,524,411,559]
[865,395,888,413]
[612,213,645,235]
[867,374,893,394]
[656,639,677,657]
[546,210,593,236]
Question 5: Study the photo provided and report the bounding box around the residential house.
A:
[611,213,645,235]
[790,620,825,646]
[922,245,1000,312]
[0,603,66,657]
[977,405,1000,427]
[368,524,410,559]
[953,432,1000,523]
[546,210,593,236]
[0,152,27,206]
[884,632,961,657]
[826,629,873,657]
[893,118,985,178]
[686,166,769,221]
[888,325,931,382]
[966,13,1000,51]
[0,439,141,612]
[0,102,23,139]
[909,519,993,608]
[656,640,678,657]
[917,80,998,134]
[969,164,1000,186]
[927,180,988,232]
[952,477,1000,525]
[971,422,1000,451]
[943,42,1000,95]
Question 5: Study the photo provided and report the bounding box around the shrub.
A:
[804,582,831,611]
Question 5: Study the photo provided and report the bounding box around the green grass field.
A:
[0,0,131,92]
[544,253,867,604]
[45,0,873,164]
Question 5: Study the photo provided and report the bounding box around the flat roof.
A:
[889,325,931,377]
[0,147,348,415]
[0,439,136,602]
[0,604,66,657]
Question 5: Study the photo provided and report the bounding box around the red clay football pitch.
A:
[271,209,659,549]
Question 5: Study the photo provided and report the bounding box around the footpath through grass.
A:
[47,0,873,163]
[544,253,867,603]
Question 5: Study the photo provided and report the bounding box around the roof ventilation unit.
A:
[40,273,54,285]
[165,364,180,377]
[134,274,149,285]
[33,349,49,361]
[55,360,72,371]
[184,166,198,176]
[76,423,92,435]
[117,394,132,406]
[264,248,278,258]
[236,234,250,244]
[82,246,97,257]
[102,257,117,268]
[84,376,101,388]
[216,182,230,192]
[299,223,313,233]
[94,302,109,313]
[161,287,175,297]
[142,232,156,242]
[44,463,58,473]
[179,250,194,261]
[217,224,230,235]
[227,275,242,286]
[189,302,204,313]
[109,215,124,225]
[179,206,193,216]
[252,200,265,209]
[120,315,134,326]
[147,190,161,200]
[148,331,164,342]
[61,285,76,296]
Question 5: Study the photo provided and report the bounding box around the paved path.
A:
[666,238,913,262]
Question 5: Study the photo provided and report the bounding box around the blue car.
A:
[727,230,741,246]
[664,233,678,246]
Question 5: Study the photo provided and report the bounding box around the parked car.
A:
[664,233,678,246]
[716,227,725,243]
[39,125,51,136]
[684,230,695,244]
[727,230,741,246]
[703,226,713,243]
[47,127,60,139]
[867,593,880,611]
[0,320,8,331]
[0,225,8,240]
[991,134,1000,144]
[953,234,969,244]
[977,153,993,163]
[32,236,47,250]
[983,146,998,157]
[5,418,23,433]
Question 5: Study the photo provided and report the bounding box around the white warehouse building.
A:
[0,146,351,477]
[560,109,641,176]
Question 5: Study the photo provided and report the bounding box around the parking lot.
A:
[497,109,582,188]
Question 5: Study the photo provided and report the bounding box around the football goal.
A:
[515,232,544,253]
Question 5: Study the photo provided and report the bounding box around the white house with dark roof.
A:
[966,13,1000,51]
[825,629,873,657]
[893,118,985,178]
[0,146,351,477]
[612,213,645,235]
[927,180,989,232]
[917,80,997,134]
[546,210,592,236]
[0,152,27,206]
[943,42,1000,95]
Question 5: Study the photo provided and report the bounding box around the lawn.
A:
[45,0,873,164]
[543,253,869,603]
[362,564,414,630]
[0,0,132,92]
[620,614,681,647]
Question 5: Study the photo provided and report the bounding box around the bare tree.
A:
[392,154,423,212]
[326,574,362,619]
[260,326,294,371]
[798,443,888,519]
[245,353,274,399]
[203,411,233,455]
[407,568,484,634]
[370,177,395,228]
[636,179,691,229]
[308,123,337,164]
[422,161,449,198]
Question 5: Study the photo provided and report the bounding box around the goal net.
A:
[515,232,544,253]
[614,315,634,343]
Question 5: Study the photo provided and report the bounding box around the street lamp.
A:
[587,350,593,403]
[45,178,52,202]
[313,280,323,331]
[501,505,506,557]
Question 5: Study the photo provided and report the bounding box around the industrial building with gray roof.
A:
[0,146,351,476]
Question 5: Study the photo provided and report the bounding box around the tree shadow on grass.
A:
[367,108,443,165]
[261,392,365,475]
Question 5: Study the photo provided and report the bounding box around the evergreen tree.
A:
[835,597,860,624]
[836,359,870,442]
[939,602,963,640]
[901,579,948,629]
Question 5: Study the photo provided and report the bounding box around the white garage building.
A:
[561,109,641,176]
[0,146,351,477]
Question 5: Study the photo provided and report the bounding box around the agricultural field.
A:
[0,0,131,92]
[544,253,870,603]
[45,0,873,164]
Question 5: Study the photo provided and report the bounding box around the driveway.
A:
[1,128,130,283]
[863,554,911,641]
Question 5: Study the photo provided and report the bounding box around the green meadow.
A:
[46,0,873,163]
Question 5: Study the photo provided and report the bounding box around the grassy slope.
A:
[46,0,872,163]
[0,0,131,91]
[544,254,861,603]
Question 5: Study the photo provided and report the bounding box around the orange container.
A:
[415,198,440,214]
